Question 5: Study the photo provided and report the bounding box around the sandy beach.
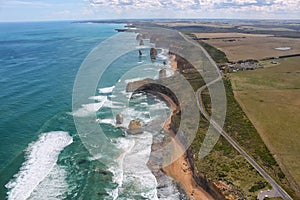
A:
[160,90,213,200]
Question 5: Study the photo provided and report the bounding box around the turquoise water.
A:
[0,21,177,199]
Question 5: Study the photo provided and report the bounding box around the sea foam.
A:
[120,132,159,199]
[5,131,73,200]
[72,97,107,117]
[99,86,115,94]
[88,95,107,102]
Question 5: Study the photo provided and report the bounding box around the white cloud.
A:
[90,0,200,9]
[2,0,51,7]
[86,0,300,18]
[89,0,299,9]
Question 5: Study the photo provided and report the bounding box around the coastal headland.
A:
[126,52,225,200]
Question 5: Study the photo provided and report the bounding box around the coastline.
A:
[161,54,214,199]
[161,93,213,200]
[127,51,223,199]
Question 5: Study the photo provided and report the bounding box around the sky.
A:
[0,0,300,21]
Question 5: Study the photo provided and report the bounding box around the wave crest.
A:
[5,131,73,200]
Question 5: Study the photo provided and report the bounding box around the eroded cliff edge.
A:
[126,53,226,200]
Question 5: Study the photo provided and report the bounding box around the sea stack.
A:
[127,120,143,134]
[150,48,157,60]
[159,68,167,79]
[139,40,144,46]
[136,33,143,41]
[116,114,123,125]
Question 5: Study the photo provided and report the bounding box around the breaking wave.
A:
[5,131,73,200]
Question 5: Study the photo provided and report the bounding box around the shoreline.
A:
[127,52,222,199]
[157,53,214,199]
[160,91,214,200]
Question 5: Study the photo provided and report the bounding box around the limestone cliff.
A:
[116,114,123,125]
[150,48,157,60]
[159,68,167,79]
[127,120,143,135]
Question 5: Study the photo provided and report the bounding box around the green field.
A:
[229,57,300,197]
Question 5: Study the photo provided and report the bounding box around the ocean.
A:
[0,21,179,199]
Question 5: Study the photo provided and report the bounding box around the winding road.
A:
[197,84,292,200]
[178,32,293,200]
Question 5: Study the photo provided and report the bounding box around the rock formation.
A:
[116,114,123,125]
[127,120,143,134]
[136,34,143,41]
[139,40,144,46]
[159,68,167,79]
[126,78,153,92]
[150,48,157,60]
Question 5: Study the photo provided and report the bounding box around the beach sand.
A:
[160,93,213,200]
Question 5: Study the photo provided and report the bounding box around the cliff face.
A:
[159,68,167,79]
[127,120,143,135]
[176,56,194,72]
[150,48,157,60]
[126,78,225,200]
[116,114,123,125]
[187,149,226,200]
[126,78,154,93]
[126,79,180,107]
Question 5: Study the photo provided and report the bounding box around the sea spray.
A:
[5,131,73,200]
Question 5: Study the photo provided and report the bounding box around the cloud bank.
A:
[89,0,300,11]
[87,0,300,18]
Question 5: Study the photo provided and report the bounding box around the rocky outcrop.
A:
[124,51,225,199]
[139,40,144,46]
[116,114,123,125]
[127,120,143,134]
[159,68,167,79]
[126,78,154,92]
[150,48,157,60]
[136,34,143,41]
[136,33,149,40]
[176,55,194,72]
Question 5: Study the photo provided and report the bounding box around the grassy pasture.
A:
[193,33,300,62]
[229,57,300,195]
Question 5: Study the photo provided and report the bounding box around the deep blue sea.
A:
[0,21,178,199]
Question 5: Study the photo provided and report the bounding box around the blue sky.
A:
[0,0,299,21]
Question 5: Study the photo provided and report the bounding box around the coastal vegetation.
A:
[186,74,297,199]
[229,56,300,197]
[167,56,273,199]
[194,40,229,64]
[169,31,298,198]
[130,21,299,199]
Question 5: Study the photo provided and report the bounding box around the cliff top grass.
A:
[179,36,298,198]
[171,61,279,199]
[228,56,300,197]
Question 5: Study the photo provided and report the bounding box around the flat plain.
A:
[193,33,300,62]
[229,57,300,193]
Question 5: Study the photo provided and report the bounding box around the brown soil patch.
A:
[194,33,300,62]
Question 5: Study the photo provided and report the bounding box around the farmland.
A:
[193,33,300,62]
[229,56,300,194]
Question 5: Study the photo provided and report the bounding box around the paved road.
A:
[178,32,293,200]
[195,76,293,200]
[197,86,292,199]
